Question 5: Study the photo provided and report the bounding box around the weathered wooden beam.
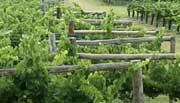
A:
[84,19,133,26]
[49,62,129,73]
[83,11,106,15]
[0,62,129,76]
[112,28,129,31]
[77,53,176,60]
[72,30,157,36]
[76,36,173,45]
[0,68,15,76]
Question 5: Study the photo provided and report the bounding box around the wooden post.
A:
[69,37,76,56]
[156,13,160,27]
[137,11,139,20]
[169,99,174,103]
[140,11,144,22]
[168,19,172,30]
[132,10,135,18]
[162,17,166,27]
[41,0,46,15]
[69,21,75,37]
[169,96,174,103]
[145,12,149,24]
[132,67,144,103]
[103,11,106,17]
[69,37,76,45]
[49,33,56,54]
[56,7,62,19]
[170,36,176,53]
[151,14,155,25]
[128,9,131,17]
[177,25,180,32]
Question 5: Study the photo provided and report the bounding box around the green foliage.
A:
[0,77,17,103]
[0,32,18,68]
[102,9,115,34]
[0,0,180,103]
[14,34,49,103]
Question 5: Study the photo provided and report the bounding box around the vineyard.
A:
[0,0,180,103]
[127,0,180,31]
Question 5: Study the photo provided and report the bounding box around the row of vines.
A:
[102,0,179,5]
[128,0,180,32]
[0,0,180,103]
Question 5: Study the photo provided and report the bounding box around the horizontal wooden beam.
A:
[0,62,129,76]
[72,30,157,36]
[49,62,128,73]
[83,11,106,15]
[84,19,133,26]
[0,68,15,76]
[77,53,176,60]
[76,36,173,45]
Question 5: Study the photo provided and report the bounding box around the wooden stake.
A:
[168,19,172,30]
[151,14,155,25]
[170,36,176,53]
[69,21,74,36]
[49,33,56,54]
[69,37,76,56]
[56,7,62,19]
[162,17,166,27]
[145,12,149,24]
[132,10,135,18]
[132,67,144,103]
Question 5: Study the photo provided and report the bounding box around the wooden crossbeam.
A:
[0,62,129,76]
[84,19,133,26]
[70,30,157,36]
[77,53,176,60]
[83,11,106,15]
[75,36,173,45]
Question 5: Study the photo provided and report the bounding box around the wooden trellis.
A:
[1,7,177,103]
[67,19,176,103]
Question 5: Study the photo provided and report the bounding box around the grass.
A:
[65,0,127,18]
[65,0,180,102]
[145,95,170,103]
